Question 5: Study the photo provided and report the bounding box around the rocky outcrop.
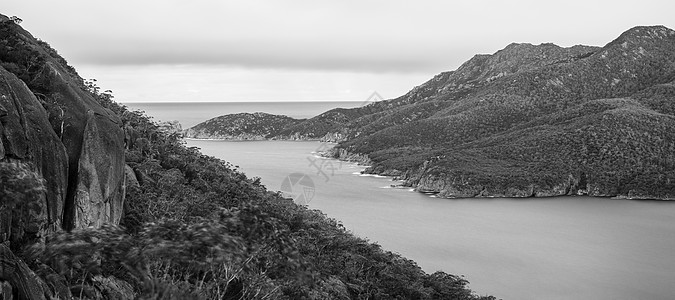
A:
[0,244,47,300]
[124,164,140,189]
[0,16,129,299]
[0,68,68,246]
[0,16,126,240]
[27,57,125,232]
[72,110,126,228]
[328,148,372,165]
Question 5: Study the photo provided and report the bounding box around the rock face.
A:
[0,15,126,243]
[0,67,68,246]
[72,110,126,228]
[30,61,126,230]
[0,244,47,300]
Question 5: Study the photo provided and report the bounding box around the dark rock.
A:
[1,19,127,236]
[0,67,69,245]
[29,62,126,231]
[124,164,140,189]
[0,244,46,300]
[71,110,125,229]
[35,264,72,300]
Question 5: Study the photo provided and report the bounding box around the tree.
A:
[9,16,22,24]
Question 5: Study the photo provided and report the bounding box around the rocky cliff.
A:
[0,67,68,246]
[0,14,125,244]
[0,14,128,299]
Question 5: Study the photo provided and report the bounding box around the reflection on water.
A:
[188,140,675,300]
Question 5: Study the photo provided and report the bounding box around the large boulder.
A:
[1,15,126,237]
[72,110,126,228]
[0,67,68,246]
[29,60,126,231]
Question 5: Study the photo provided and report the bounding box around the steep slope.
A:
[338,26,675,199]
[271,42,600,141]
[0,14,126,244]
[0,13,493,300]
[269,26,675,200]
[179,26,674,199]
[0,66,68,246]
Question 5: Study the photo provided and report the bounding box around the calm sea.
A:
[128,102,675,300]
[123,101,364,128]
[187,140,675,300]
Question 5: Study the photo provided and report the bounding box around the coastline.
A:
[184,137,674,201]
[323,147,675,201]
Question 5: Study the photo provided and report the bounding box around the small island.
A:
[184,112,303,140]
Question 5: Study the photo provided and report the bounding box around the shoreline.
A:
[324,147,675,201]
[187,138,675,201]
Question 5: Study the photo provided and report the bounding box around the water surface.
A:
[186,140,675,300]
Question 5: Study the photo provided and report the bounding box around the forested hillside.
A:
[335,26,675,199]
[184,112,303,140]
[0,13,493,299]
[193,25,675,200]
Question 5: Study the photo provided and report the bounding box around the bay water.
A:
[126,102,675,300]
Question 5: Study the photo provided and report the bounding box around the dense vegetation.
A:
[0,16,493,299]
[184,112,303,140]
[36,92,494,299]
[334,26,675,199]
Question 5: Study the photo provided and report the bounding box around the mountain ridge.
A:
[187,25,675,199]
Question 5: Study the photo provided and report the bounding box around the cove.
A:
[187,139,675,300]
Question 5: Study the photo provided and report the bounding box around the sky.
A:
[4,1,675,102]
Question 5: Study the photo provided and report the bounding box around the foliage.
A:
[314,26,675,199]
[9,16,22,24]
[186,112,304,139]
[0,18,495,299]
[190,26,675,199]
[0,161,45,207]
[0,162,46,250]
[34,81,492,298]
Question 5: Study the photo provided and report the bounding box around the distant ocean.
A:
[122,101,364,128]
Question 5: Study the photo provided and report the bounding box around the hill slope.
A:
[0,13,492,299]
[196,25,675,199]
[335,26,675,199]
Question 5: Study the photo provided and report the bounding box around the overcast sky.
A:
[4,1,675,102]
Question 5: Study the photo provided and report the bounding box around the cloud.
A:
[75,64,433,103]
[68,36,463,73]
[7,0,675,73]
